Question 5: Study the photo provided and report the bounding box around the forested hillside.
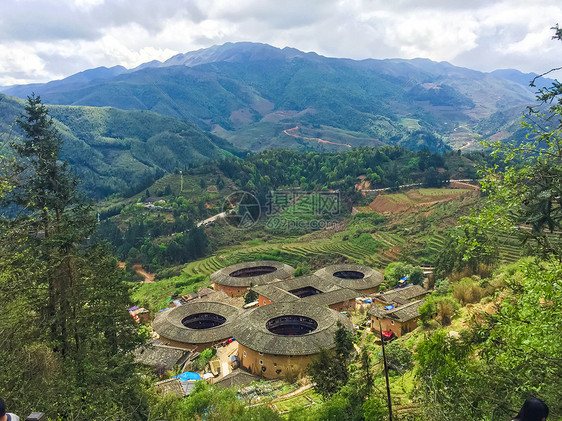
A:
[0,93,236,198]
[2,22,562,421]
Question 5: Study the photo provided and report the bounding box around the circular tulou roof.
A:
[210,260,296,288]
[233,301,353,356]
[153,301,242,345]
[314,264,383,291]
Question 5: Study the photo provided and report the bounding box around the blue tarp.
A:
[400,276,409,281]
[384,305,395,310]
[364,299,372,303]
[173,371,202,381]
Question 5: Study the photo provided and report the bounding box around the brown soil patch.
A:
[449,181,480,190]
[490,131,510,141]
[355,177,372,191]
[229,107,254,126]
[368,188,477,214]
[369,195,410,213]
[132,264,155,283]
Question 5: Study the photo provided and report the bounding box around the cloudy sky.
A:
[1,0,562,85]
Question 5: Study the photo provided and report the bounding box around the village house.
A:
[234,301,353,379]
[153,301,242,352]
[371,284,428,306]
[368,299,426,337]
[252,274,359,312]
[314,264,384,294]
[210,260,296,297]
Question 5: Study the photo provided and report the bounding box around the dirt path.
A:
[274,383,314,400]
[119,262,155,283]
[132,264,155,283]
[284,126,352,148]
[197,211,227,227]
[360,328,369,348]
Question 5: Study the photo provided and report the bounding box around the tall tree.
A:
[308,322,354,399]
[1,95,148,418]
[12,94,77,237]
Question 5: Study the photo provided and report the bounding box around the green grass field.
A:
[274,390,322,413]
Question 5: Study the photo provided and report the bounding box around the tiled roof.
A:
[372,285,428,304]
[210,261,296,287]
[253,284,299,302]
[301,288,359,306]
[216,369,259,388]
[134,344,192,370]
[252,275,358,306]
[314,264,383,291]
[155,378,186,397]
[233,302,353,355]
[153,301,242,344]
[369,299,425,323]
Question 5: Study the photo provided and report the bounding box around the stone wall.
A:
[238,343,314,379]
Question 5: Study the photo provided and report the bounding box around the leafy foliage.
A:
[416,260,562,420]
[418,294,459,327]
[383,262,425,287]
[244,287,259,304]
[308,322,354,400]
[381,341,413,373]
[149,381,282,421]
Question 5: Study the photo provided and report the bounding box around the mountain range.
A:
[1,42,546,155]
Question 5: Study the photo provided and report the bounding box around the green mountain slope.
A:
[1,43,539,153]
[0,94,235,198]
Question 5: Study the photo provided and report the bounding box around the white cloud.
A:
[379,11,480,61]
[73,0,105,11]
[0,44,48,85]
[1,0,562,85]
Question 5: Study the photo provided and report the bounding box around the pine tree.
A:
[1,95,148,418]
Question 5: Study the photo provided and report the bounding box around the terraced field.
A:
[496,233,527,264]
[273,390,320,413]
[182,226,532,280]
[367,187,477,214]
[183,233,405,277]
[417,188,473,196]
[370,232,406,266]
[425,234,448,255]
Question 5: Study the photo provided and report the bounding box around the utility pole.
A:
[379,321,393,421]
[180,170,183,194]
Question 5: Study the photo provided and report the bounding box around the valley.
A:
[1,39,560,421]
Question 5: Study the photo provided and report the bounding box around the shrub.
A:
[192,348,215,372]
[436,296,459,326]
[452,277,484,305]
[382,341,413,373]
[385,261,425,287]
[284,366,300,384]
[419,294,460,327]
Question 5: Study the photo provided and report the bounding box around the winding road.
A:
[284,126,352,148]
